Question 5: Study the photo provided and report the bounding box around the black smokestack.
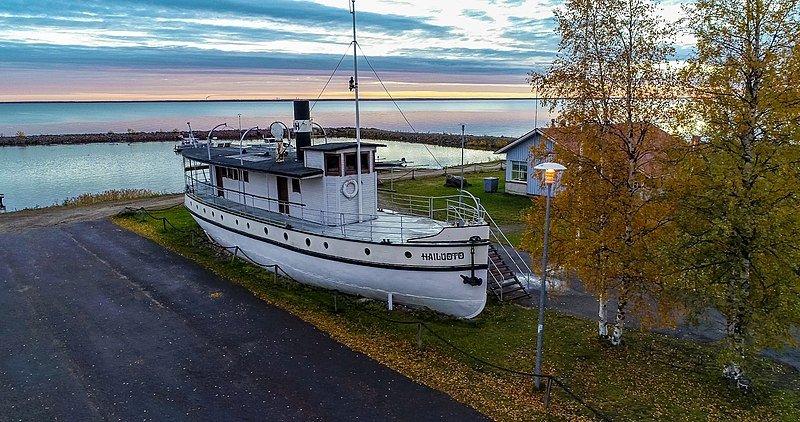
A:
[293,100,311,161]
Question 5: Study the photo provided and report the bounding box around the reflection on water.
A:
[1,139,502,211]
[0,99,552,138]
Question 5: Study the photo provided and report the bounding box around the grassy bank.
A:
[114,206,800,421]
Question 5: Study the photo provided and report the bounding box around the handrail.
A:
[480,207,534,288]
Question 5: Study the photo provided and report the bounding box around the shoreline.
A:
[0,127,514,151]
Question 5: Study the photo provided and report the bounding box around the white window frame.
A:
[510,160,527,181]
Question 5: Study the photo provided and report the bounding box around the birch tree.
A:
[526,0,681,345]
[675,0,800,390]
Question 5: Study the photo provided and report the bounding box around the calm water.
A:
[0,139,499,211]
[0,99,553,138]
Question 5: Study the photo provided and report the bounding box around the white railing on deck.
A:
[186,177,486,244]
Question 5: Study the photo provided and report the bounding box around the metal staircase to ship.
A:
[483,212,532,303]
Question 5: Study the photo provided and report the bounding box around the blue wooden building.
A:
[494,127,561,197]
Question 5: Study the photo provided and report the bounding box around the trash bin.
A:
[484,177,498,193]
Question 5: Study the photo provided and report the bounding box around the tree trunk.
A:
[611,288,628,346]
[723,316,752,392]
[598,293,609,338]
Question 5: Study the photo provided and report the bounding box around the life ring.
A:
[341,179,359,199]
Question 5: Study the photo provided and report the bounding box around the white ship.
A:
[181,99,489,318]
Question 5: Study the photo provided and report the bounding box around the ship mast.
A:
[350,0,363,220]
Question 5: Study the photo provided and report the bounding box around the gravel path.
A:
[0,195,184,233]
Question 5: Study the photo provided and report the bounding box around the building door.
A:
[215,166,225,197]
[277,176,289,214]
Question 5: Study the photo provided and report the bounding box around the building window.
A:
[325,154,341,176]
[292,179,301,193]
[511,161,527,181]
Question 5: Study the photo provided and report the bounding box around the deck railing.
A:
[185,176,486,243]
[377,191,484,225]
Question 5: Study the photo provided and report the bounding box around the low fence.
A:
[378,160,505,184]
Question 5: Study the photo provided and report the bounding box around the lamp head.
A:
[533,162,566,185]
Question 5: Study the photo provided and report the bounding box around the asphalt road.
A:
[0,220,487,421]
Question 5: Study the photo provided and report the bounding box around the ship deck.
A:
[188,191,446,243]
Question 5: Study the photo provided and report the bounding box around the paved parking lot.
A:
[0,220,486,421]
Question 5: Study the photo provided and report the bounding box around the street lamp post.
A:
[532,162,566,390]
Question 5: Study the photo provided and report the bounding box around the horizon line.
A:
[0,97,538,105]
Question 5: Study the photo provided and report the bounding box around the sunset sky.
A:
[0,0,688,102]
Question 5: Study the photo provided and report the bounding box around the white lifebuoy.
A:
[341,179,359,198]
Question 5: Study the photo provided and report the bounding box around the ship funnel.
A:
[293,100,312,161]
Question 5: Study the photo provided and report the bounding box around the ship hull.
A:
[186,196,489,318]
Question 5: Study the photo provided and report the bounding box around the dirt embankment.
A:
[0,194,184,233]
[2,128,515,151]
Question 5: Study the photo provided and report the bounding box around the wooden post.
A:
[543,377,553,407]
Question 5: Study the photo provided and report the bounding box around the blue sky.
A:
[0,0,688,101]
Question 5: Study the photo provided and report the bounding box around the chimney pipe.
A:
[293,100,312,161]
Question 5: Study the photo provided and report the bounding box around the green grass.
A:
[60,189,163,207]
[115,207,800,421]
[386,168,534,246]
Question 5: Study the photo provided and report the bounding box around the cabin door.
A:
[215,166,224,197]
[277,176,289,214]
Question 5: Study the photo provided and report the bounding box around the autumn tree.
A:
[674,0,800,389]
[526,0,682,345]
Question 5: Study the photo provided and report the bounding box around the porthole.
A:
[203,208,206,214]
[212,211,215,217]
[405,251,412,258]
[283,233,289,241]
[263,227,269,235]
[364,248,371,256]
[235,219,238,225]
[323,242,329,249]
[305,238,311,247]
[220,215,224,221]
[246,222,250,229]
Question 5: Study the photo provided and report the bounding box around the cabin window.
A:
[292,179,301,193]
[243,171,249,183]
[344,153,357,175]
[511,161,527,181]
[344,152,371,175]
[361,152,370,173]
[325,154,341,176]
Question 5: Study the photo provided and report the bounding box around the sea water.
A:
[0,99,543,211]
[0,139,499,211]
[0,99,552,137]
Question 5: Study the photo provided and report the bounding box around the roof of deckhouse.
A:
[181,147,323,179]
[301,142,385,152]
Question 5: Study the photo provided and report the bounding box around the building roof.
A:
[495,123,674,157]
[302,142,385,152]
[181,147,323,178]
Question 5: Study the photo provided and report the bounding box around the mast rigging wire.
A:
[357,44,444,169]
[310,42,355,112]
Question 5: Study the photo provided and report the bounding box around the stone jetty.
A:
[1,127,514,151]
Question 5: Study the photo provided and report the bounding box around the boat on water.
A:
[174,122,230,153]
[177,1,498,318]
